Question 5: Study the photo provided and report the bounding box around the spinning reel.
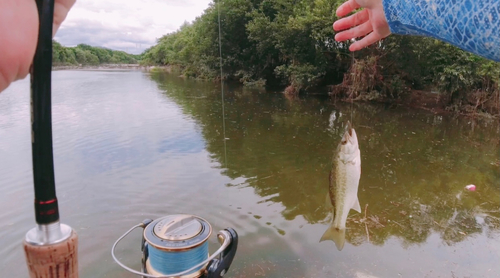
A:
[112,214,238,278]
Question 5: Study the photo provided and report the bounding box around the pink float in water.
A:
[465,184,476,191]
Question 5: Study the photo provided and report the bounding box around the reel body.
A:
[112,214,238,278]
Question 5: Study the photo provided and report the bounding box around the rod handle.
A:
[24,230,78,278]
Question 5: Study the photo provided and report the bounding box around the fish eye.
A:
[341,140,347,145]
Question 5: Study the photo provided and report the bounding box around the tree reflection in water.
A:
[149,72,500,248]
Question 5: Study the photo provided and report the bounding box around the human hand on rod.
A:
[0,0,76,92]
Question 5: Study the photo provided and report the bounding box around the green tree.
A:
[140,0,499,116]
[52,41,138,65]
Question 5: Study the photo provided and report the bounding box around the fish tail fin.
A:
[352,197,361,213]
[319,224,346,251]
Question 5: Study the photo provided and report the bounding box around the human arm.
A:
[334,0,500,62]
[0,0,75,93]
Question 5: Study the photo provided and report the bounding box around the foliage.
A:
[430,43,500,115]
[141,0,500,115]
[52,41,139,66]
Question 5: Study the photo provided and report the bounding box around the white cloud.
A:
[54,0,212,54]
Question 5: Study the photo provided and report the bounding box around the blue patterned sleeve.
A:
[382,0,500,61]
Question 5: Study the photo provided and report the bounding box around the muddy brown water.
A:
[1,70,498,277]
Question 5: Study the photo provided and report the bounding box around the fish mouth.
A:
[340,121,355,146]
[345,121,353,143]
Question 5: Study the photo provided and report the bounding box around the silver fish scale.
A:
[322,125,361,250]
[330,143,361,229]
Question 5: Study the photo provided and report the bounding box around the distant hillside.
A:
[52,41,141,66]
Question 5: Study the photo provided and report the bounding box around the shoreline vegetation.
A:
[51,1,499,118]
[52,41,141,67]
[138,0,499,118]
[53,64,143,70]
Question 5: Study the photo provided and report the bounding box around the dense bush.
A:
[141,0,499,115]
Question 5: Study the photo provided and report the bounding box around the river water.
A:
[1,70,499,277]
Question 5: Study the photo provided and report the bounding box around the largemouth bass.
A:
[320,121,361,251]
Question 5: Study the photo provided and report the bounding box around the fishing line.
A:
[147,241,208,275]
[350,48,354,125]
[218,0,228,167]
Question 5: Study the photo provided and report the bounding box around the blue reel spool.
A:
[144,215,211,277]
[112,214,238,278]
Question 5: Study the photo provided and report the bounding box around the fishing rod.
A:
[24,1,238,277]
[24,0,78,277]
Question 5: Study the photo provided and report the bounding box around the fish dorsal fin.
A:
[352,197,361,213]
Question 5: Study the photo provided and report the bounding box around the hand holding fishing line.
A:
[0,0,75,92]
[333,0,391,51]
[333,0,500,61]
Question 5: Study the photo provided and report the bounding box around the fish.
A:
[320,121,361,251]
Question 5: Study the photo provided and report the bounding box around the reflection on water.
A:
[150,72,500,246]
[150,72,500,277]
[0,70,498,277]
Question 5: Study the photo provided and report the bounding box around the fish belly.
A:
[333,159,361,229]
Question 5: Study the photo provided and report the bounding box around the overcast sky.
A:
[54,0,212,54]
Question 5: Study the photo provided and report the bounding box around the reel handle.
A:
[206,228,238,278]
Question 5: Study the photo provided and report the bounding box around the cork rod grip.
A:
[23,231,78,278]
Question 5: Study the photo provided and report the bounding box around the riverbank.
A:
[330,89,499,119]
[146,63,499,119]
[52,64,177,73]
[396,89,498,119]
[53,64,144,71]
[402,90,448,114]
[53,65,499,119]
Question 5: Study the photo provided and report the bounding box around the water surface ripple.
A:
[0,70,498,277]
